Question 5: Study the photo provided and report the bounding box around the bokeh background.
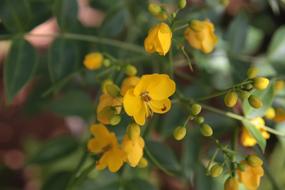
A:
[1,0,285,189]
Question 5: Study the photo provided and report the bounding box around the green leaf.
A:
[4,39,38,103]
[42,171,72,190]
[268,26,285,66]
[53,0,79,32]
[124,178,157,190]
[226,13,249,54]
[145,140,181,175]
[242,120,266,152]
[0,0,51,32]
[48,90,95,118]
[48,39,81,82]
[242,82,275,118]
[29,135,79,164]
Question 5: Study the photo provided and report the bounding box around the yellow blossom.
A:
[184,19,218,53]
[83,52,103,70]
[241,117,270,147]
[238,160,264,190]
[87,124,126,172]
[97,94,122,125]
[224,177,239,190]
[144,23,172,56]
[122,134,145,167]
[120,76,140,96]
[123,74,176,125]
[265,107,276,120]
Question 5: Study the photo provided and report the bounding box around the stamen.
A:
[141,91,151,102]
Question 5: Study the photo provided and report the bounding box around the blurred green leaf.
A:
[42,171,72,190]
[29,135,79,164]
[4,39,38,103]
[145,140,181,175]
[268,26,285,72]
[53,0,79,32]
[124,178,157,190]
[244,26,264,54]
[0,0,51,32]
[48,90,95,118]
[242,82,275,118]
[241,120,266,152]
[226,13,248,54]
[48,39,82,82]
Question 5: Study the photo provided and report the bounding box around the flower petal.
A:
[149,98,171,114]
[123,89,143,116]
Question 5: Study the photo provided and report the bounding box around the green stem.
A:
[0,32,146,54]
[168,47,174,78]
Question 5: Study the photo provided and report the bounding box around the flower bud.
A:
[83,52,104,70]
[105,83,121,97]
[173,126,187,141]
[103,59,111,67]
[243,83,253,91]
[224,91,238,108]
[191,103,202,115]
[200,124,213,137]
[125,64,137,76]
[224,177,239,190]
[238,90,250,100]
[137,157,148,168]
[110,115,121,126]
[248,95,263,109]
[246,155,263,167]
[247,67,258,79]
[265,107,276,120]
[274,80,284,91]
[194,116,204,124]
[253,77,269,90]
[102,80,114,94]
[210,164,223,177]
[148,3,161,16]
[178,0,187,9]
[127,123,141,140]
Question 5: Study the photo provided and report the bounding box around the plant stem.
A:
[0,32,146,54]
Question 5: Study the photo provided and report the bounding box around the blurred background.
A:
[1,0,285,189]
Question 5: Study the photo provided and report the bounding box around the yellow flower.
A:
[241,117,270,147]
[83,52,103,70]
[87,124,126,172]
[238,160,264,190]
[144,23,172,56]
[120,76,140,96]
[123,74,176,125]
[224,177,239,190]
[97,94,122,125]
[184,19,218,53]
[122,134,145,167]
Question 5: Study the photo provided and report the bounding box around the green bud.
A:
[148,3,161,15]
[103,59,111,67]
[110,115,121,126]
[224,91,238,108]
[239,90,250,100]
[173,126,187,141]
[194,116,205,124]
[178,0,187,9]
[243,83,253,91]
[105,83,121,97]
[247,67,258,79]
[248,95,263,109]
[191,103,202,115]
[127,123,141,140]
[210,164,223,177]
[200,124,213,137]
[253,77,270,90]
[125,64,137,76]
[137,157,148,168]
[246,155,263,167]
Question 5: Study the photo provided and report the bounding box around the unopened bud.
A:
[105,83,121,97]
[103,59,111,67]
[125,64,137,76]
[224,91,238,108]
[178,0,187,9]
[246,155,263,167]
[137,157,148,168]
[247,67,258,79]
[253,77,269,90]
[265,107,276,120]
[148,3,161,15]
[200,124,213,137]
[194,116,204,124]
[248,95,263,109]
[210,164,223,177]
[173,126,187,141]
[110,115,121,126]
[239,90,250,100]
[191,104,202,115]
[127,123,141,140]
[224,177,239,190]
